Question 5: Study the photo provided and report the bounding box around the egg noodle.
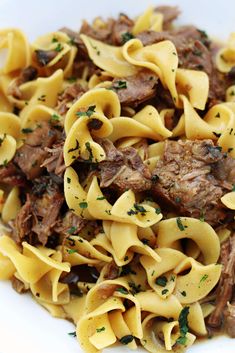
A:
[0,5,234,353]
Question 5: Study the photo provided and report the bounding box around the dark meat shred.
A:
[14,122,58,180]
[56,83,86,115]
[98,139,152,193]
[11,194,34,243]
[155,6,180,30]
[34,49,58,66]
[0,162,26,187]
[7,66,38,99]
[11,180,64,246]
[41,142,66,177]
[111,70,158,107]
[208,234,235,330]
[152,139,235,225]
[137,26,228,105]
[54,210,88,236]
[223,302,235,338]
[11,276,28,294]
[111,13,134,45]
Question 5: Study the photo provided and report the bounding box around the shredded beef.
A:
[56,83,86,115]
[98,139,151,193]
[110,70,158,106]
[8,66,38,99]
[11,276,28,294]
[111,13,134,45]
[54,210,88,236]
[79,18,114,44]
[152,140,235,225]
[11,179,64,246]
[224,302,235,337]
[0,162,26,187]
[41,142,65,177]
[11,194,34,243]
[34,49,58,66]
[14,122,58,180]
[137,26,228,105]
[155,6,180,30]
[208,234,235,330]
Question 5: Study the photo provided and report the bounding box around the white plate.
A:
[0,0,234,352]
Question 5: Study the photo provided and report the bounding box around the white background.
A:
[0,0,234,352]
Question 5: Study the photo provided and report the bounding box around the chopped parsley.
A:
[134,203,147,215]
[67,76,77,83]
[176,306,190,346]
[52,37,58,43]
[120,335,134,345]
[232,184,235,192]
[79,201,88,209]
[96,327,105,333]
[76,105,96,118]
[55,43,63,52]
[176,217,186,231]
[215,112,220,118]
[50,113,60,122]
[112,80,127,89]
[68,139,80,153]
[22,128,33,134]
[155,276,167,287]
[67,177,71,184]
[128,281,142,295]
[121,32,135,44]
[67,249,77,254]
[175,196,181,203]
[96,196,106,200]
[85,141,93,162]
[181,291,187,297]
[37,94,46,102]
[67,226,77,235]
[162,289,169,295]
[213,131,221,138]
[199,274,208,287]
[116,287,128,295]
[68,331,76,337]
[155,207,161,214]
[2,159,8,167]
[199,210,205,222]
[151,175,159,183]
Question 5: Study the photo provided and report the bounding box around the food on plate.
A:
[0,4,235,353]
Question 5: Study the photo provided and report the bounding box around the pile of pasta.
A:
[0,7,235,353]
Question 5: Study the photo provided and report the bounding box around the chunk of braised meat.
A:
[31,181,64,245]
[103,261,120,280]
[208,234,235,330]
[224,302,235,338]
[111,13,134,45]
[11,179,64,246]
[34,49,58,66]
[11,194,34,243]
[59,27,87,56]
[79,18,115,44]
[60,27,98,79]
[7,66,38,99]
[11,276,28,294]
[14,122,58,180]
[98,139,152,193]
[56,83,86,115]
[110,70,158,107]
[54,210,88,236]
[155,6,180,30]
[0,162,26,187]
[41,142,65,177]
[152,140,235,225]
[137,26,228,105]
